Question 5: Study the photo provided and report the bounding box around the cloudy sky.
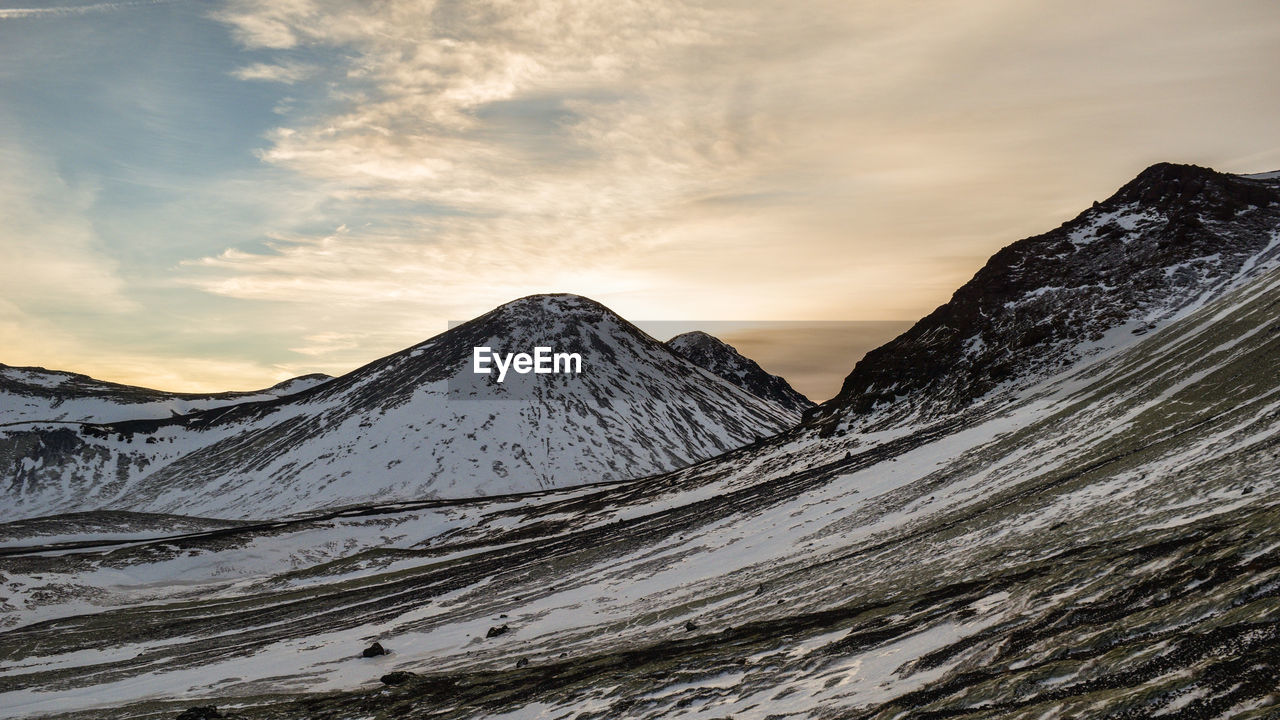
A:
[1,0,1278,399]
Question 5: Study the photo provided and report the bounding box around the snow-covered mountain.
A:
[809,162,1280,431]
[0,294,799,521]
[666,330,814,414]
[2,164,1278,720]
[0,365,332,425]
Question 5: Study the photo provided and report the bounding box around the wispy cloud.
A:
[195,0,785,323]
[0,143,135,314]
[0,0,169,20]
[288,331,359,357]
[231,60,315,84]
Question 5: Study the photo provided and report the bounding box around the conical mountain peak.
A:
[492,293,614,315]
[439,293,650,358]
[1,294,801,519]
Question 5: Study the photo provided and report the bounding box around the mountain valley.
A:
[1,164,1278,720]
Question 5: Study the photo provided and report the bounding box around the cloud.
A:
[180,221,663,326]
[0,0,169,20]
[0,142,136,315]
[219,0,760,213]
[184,0,1280,378]
[209,0,315,49]
[289,332,358,357]
[231,61,316,84]
[5,0,1278,396]
[196,0,785,328]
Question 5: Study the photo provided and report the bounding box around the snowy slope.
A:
[667,331,813,414]
[0,365,332,425]
[0,295,799,521]
[3,231,1278,720]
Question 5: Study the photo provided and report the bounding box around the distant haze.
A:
[1,1,1278,390]
[717,323,914,403]
[643,321,913,403]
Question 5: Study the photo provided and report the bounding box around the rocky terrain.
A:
[811,163,1280,430]
[0,164,1277,720]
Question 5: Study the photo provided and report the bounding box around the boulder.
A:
[362,642,388,658]
[380,671,416,685]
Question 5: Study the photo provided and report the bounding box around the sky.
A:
[1,0,1279,400]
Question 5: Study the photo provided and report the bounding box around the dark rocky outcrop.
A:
[174,707,223,720]
[808,163,1280,430]
[380,671,416,685]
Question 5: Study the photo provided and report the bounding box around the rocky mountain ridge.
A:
[808,162,1280,431]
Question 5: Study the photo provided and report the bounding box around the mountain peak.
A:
[667,331,813,414]
[1,294,803,519]
[1109,162,1276,215]
[459,293,630,342]
[666,330,720,352]
[810,161,1280,431]
[491,293,614,317]
[1129,161,1215,184]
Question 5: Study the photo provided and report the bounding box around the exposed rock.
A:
[361,642,387,658]
[684,620,698,632]
[380,671,416,685]
[808,163,1280,431]
[486,624,510,638]
[516,657,529,668]
[175,707,223,720]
